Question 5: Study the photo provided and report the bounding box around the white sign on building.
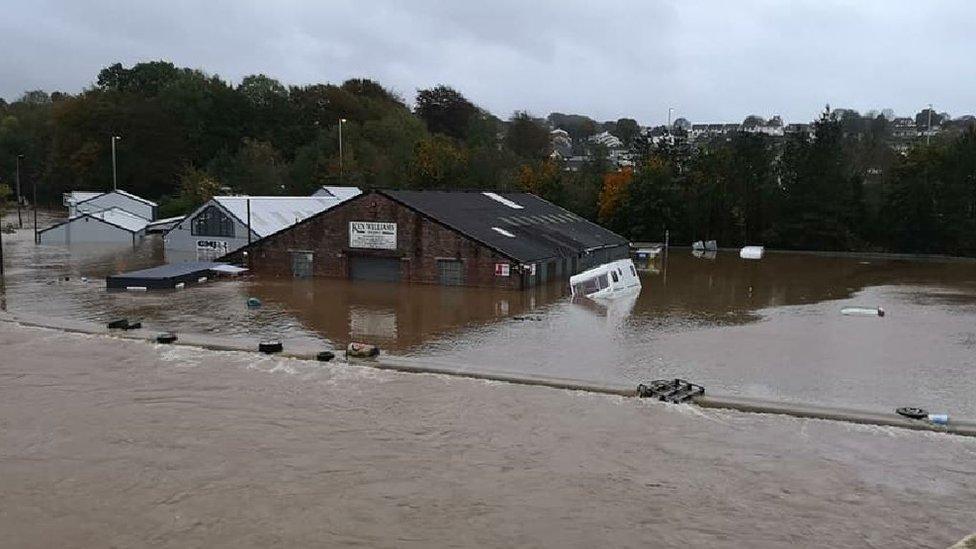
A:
[349,221,397,250]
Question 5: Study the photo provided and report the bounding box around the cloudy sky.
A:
[2,0,972,124]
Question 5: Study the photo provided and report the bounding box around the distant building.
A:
[223,189,629,289]
[891,118,918,139]
[164,188,361,261]
[68,189,158,221]
[550,128,574,159]
[589,131,624,149]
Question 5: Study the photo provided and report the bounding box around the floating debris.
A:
[739,246,765,260]
[841,306,885,317]
[246,297,262,308]
[258,340,283,354]
[347,342,379,358]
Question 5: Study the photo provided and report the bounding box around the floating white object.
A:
[740,246,765,260]
[175,282,185,289]
[209,264,249,275]
[125,286,148,292]
[841,306,885,317]
[197,276,208,283]
[569,259,642,300]
[928,414,949,425]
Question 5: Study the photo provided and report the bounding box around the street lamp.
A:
[15,154,23,228]
[668,107,674,129]
[111,135,122,191]
[338,118,347,184]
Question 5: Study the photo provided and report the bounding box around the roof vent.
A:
[482,192,524,209]
[492,227,516,238]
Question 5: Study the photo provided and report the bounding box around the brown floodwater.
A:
[3,212,976,415]
[2,322,975,548]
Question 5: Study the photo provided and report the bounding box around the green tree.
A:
[414,85,477,140]
[505,112,550,160]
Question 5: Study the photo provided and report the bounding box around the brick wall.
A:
[224,192,525,289]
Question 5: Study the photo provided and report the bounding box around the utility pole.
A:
[338,118,346,185]
[31,160,38,244]
[15,154,23,228]
[111,135,122,191]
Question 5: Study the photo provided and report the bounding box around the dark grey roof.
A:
[381,190,627,263]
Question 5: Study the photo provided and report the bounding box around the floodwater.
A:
[2,322,975,548]
[3,212,976,415]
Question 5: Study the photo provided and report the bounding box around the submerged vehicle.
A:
[691,240,717,252]
[569,259,642,299]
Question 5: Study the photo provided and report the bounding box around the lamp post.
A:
[338,118,346,184]
[668,107,674,129]
[31,158,37,244]
[111,135,122,191]
[15,154,23,228]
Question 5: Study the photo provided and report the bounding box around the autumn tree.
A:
[414,85,477,140]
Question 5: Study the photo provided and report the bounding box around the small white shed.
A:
[38,208,149,245]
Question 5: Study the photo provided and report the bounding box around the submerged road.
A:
[0,322,974,548]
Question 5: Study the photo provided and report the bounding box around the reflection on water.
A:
[4,213,976,414]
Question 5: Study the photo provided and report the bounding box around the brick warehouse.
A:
[222,189,629,290]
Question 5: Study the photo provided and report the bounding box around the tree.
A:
[597,168,633,230]
[611,118,640,147]
[505,111,550,160]
[410,134,468,188]
[414,85,477,140]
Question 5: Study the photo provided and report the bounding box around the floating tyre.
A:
[896,407,928,419]
[246,297,262,308]
[156,332,178,344]
[107,319,129,330]
[316,350,335,362]
[259,340,283,354]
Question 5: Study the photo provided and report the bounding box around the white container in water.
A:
[841,306,885,317]
[740,246,765,260]
[928,414,949,425]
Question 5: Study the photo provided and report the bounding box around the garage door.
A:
[350,257,401,282]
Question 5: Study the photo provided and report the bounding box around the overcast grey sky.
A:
[1,0,973,125]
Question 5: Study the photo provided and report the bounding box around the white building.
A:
[70,190,158,221]
[589,131,624,149]
[164,187,361,261]
[38,207,148,245]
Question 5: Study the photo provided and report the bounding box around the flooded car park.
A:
[4,213,976,416]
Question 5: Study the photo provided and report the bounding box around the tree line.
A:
[1,61,975,255]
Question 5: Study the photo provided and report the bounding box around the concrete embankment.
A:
[3,310,974,437]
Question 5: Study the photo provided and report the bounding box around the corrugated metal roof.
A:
[312,186,362,201]
[381,190,628,263]
[65,191,103,205]
[214,189,361,237]
[91,208,150,232]
[114,189,158,207]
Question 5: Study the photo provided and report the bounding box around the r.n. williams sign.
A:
[349,221,397,250]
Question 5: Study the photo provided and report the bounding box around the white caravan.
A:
[569,258,642,300]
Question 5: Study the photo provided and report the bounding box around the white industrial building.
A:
[67,189,158,221]
[38,208,149,245]
[163,187,361,261]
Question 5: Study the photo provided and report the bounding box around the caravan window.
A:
[630,265,637,276]
[610,270,619,283]
[192,206,235,237]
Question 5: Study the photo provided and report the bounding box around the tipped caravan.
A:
[569,259,642,300]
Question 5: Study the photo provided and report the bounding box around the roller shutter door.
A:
[350,257,400,282]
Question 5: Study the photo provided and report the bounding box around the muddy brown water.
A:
[1,322,975,548]
[3,213,976,415]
